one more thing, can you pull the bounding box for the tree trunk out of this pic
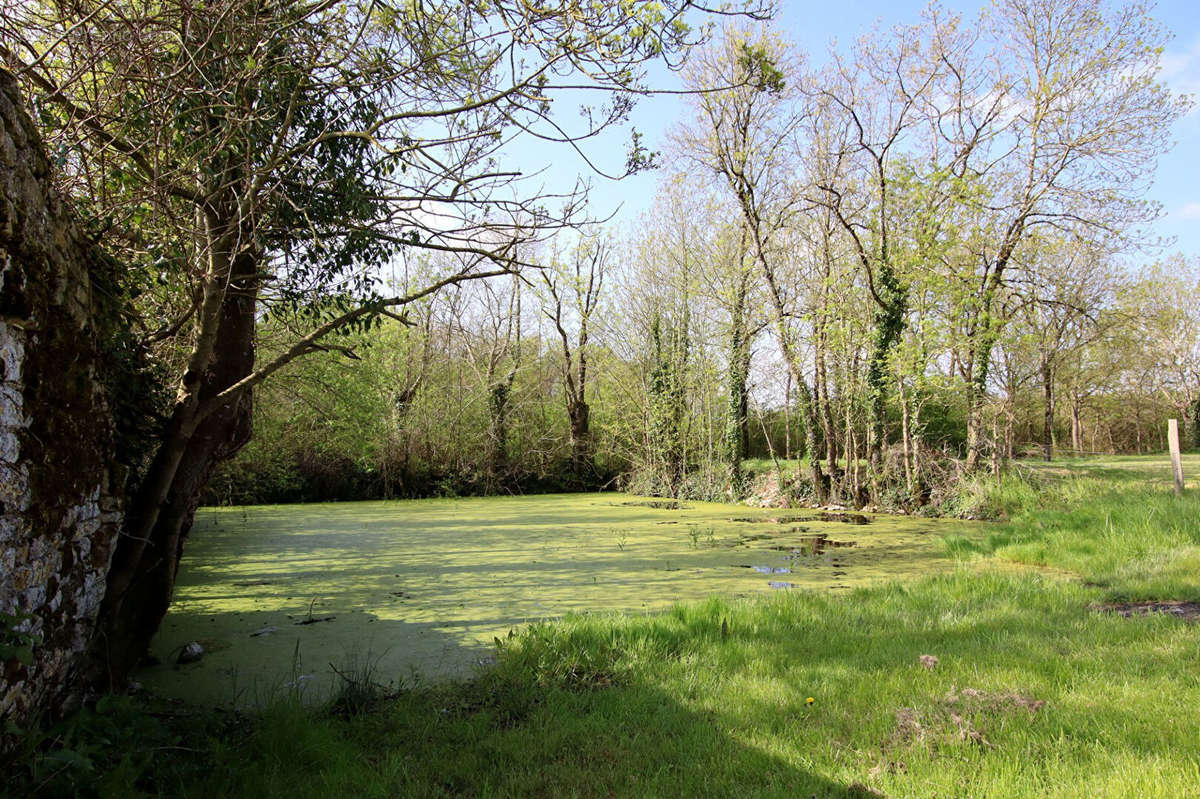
[965,376,984,470]
[91,246,257,690]
[865,268,906,468]
[965,320,1002,471]
[1071,394,1082,454]
[567,398,591,473]
[750,250,824,503]
[899,378,914,499]
[911,402,925,503]
[486,371,515,491]
[724,275,750,489]
[1191,395,1200,451]
[1041,357,1054,462]
[783,371,792,461]
[964,272,1008,470]
[991,408,1002,476]
[816,319,839,496]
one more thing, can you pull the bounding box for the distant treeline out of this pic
[204,248,1198,508]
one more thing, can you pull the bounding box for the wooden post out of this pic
[1168,419,1185,496]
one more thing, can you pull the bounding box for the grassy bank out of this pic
[6,457,1199,798]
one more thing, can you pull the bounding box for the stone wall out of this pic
[0,68,122,729]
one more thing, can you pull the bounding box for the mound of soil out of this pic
[1095,600,1200,620]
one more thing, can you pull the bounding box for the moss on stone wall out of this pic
[0,68,123,737]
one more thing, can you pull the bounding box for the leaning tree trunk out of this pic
[90,246,256,690]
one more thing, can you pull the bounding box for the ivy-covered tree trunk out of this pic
[1191,395,1200,451]
[965,288,1004,471]
[566,398,591,473]
[486,371,515,492]
[647,313,689,497]
[724,276,751,491]
[866,264,907,468]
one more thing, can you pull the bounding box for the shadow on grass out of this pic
[139,608,492,708]
[141,609,889,796]
[193,664,881,799]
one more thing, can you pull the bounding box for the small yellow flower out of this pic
[806,696,815,705]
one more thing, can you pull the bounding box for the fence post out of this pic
[1168,419,1185,496]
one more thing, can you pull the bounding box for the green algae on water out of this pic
[141,493,976,706]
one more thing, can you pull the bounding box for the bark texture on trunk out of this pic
[1041,359,1054,462]
[567,398,591,472]
[0,71,123,731]
[90,244,257,690]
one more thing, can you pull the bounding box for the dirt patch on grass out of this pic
[887,687,1045,751]
[943,687,1045,713]
[1094,600,1200,620]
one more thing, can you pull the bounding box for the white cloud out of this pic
[1177,202,1200,220]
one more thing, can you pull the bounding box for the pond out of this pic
[140,493,976,706]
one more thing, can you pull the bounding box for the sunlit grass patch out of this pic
[945,455,1200,601]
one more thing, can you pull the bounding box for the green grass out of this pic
[7,455,1200,798]
[946,454,1200,600]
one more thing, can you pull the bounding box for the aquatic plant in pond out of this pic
[140,493,973,706]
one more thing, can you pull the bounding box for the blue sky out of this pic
[518,0,1200,260]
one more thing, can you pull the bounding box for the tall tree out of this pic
[1131,255,1200,449]
[940,0,1187,467]
[2,0,758,686]
[805,11,968,467]
[539,235,609,476]
[675,26,831,501]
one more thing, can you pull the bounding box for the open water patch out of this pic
[769,534,857,556]
[734,565,792,574]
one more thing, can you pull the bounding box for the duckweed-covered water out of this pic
[141,493,978,706]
